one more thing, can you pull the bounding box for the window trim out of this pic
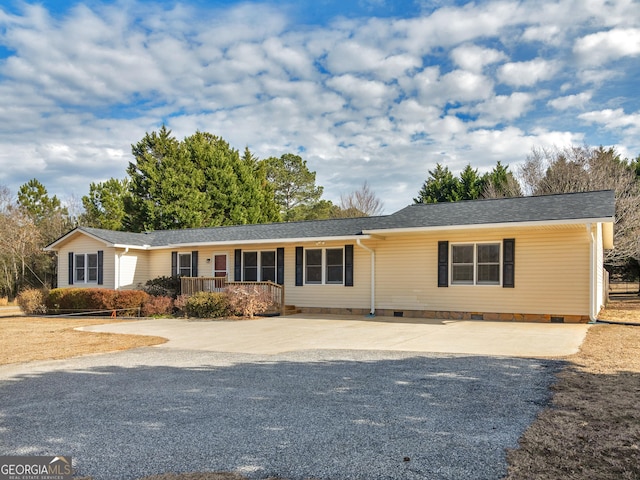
[242,249,277,282]
[74,253,99,284]
[304,247,345,285]
[178,252,193,277]
[450,242,502,286]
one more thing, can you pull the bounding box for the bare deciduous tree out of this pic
[338,181,384,217]
[519,145,640,267]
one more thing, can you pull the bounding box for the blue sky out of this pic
[1,0,639,214]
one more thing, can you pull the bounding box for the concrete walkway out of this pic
[79,313,590,357]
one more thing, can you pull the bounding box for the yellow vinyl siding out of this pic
[57,235,115,289]
[286,243,371,309]
[375,225,592,316]
[55,221,600,318]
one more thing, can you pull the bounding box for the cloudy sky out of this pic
[1,0,639,214]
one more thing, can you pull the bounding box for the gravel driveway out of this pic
[0,347,562,480]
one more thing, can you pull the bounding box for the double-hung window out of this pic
[178,253,192,277]
[243,250,276,282]
[74,253,98,283]
[305,248,344,285]
[451,243,500,285]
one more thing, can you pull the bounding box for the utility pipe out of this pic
[356,239,375,316]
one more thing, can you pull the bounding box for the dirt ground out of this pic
[1,300,639,480]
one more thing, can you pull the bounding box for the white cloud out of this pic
[411,68,494,106]
[521,25,562,44]
[579,108,640,134]
[548,92,592,110]
[326,74,396,109]
[470,92,536,125]
[450,44,507,72]
[574,28,640,65]
[0,0,637,214]
[497,59,559,87]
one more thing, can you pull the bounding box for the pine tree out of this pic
[414,164,460,204]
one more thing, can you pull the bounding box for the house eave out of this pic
[151,234,372,250]
[112,243,151,251]
[362,217,615,235]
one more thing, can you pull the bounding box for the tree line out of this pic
[415,145,640,274]
[1,126,638,297]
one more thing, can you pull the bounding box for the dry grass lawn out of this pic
[0,315,167,365]
[1,299,639,480]
[505,296,640,480]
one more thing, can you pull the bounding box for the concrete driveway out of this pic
[79,313,589,357]
[1,314,579,479]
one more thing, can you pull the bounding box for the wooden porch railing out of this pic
[180,277,285,315]
[181,276,228,295]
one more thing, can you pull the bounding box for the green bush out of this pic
[141,296,174,317]
[185,292,230,318]
[144,276,181,298]
[16,288,47,315]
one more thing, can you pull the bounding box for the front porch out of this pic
[180,277,286,315]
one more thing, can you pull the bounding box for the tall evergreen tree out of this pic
[481,161,523,198]
[17,178,67,225]
[125,127,280,231]
[262,153,324,221]
[81,178,130,230]
[414,164,460,204]
[457,165,484,200]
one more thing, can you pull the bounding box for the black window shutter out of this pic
[276,247,285,285]
[295,246,303,286]
[68,252,74,285]
[503,238,515,288]
[234,249,242,281]
[191,251,198,277]
[438,241,449,287]
[97,250,104,285]
[344,244,354,287]
[171,251,178,277]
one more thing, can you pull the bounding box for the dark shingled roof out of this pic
[54,190,614,249]
[369,189,615,231]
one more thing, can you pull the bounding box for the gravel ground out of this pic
[0,348,563,480]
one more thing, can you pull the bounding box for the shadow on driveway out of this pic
[0,350,564,480]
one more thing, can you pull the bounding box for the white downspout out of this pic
[356,239,375,317]
[118,247,129,290]
[587,224,597,323]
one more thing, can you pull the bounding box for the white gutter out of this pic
[161,235,372,250]
[356,239,375,316]
[363,217,614,236]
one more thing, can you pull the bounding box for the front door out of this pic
[213,254,227,278]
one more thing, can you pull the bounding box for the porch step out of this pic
[284,305,302,315]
